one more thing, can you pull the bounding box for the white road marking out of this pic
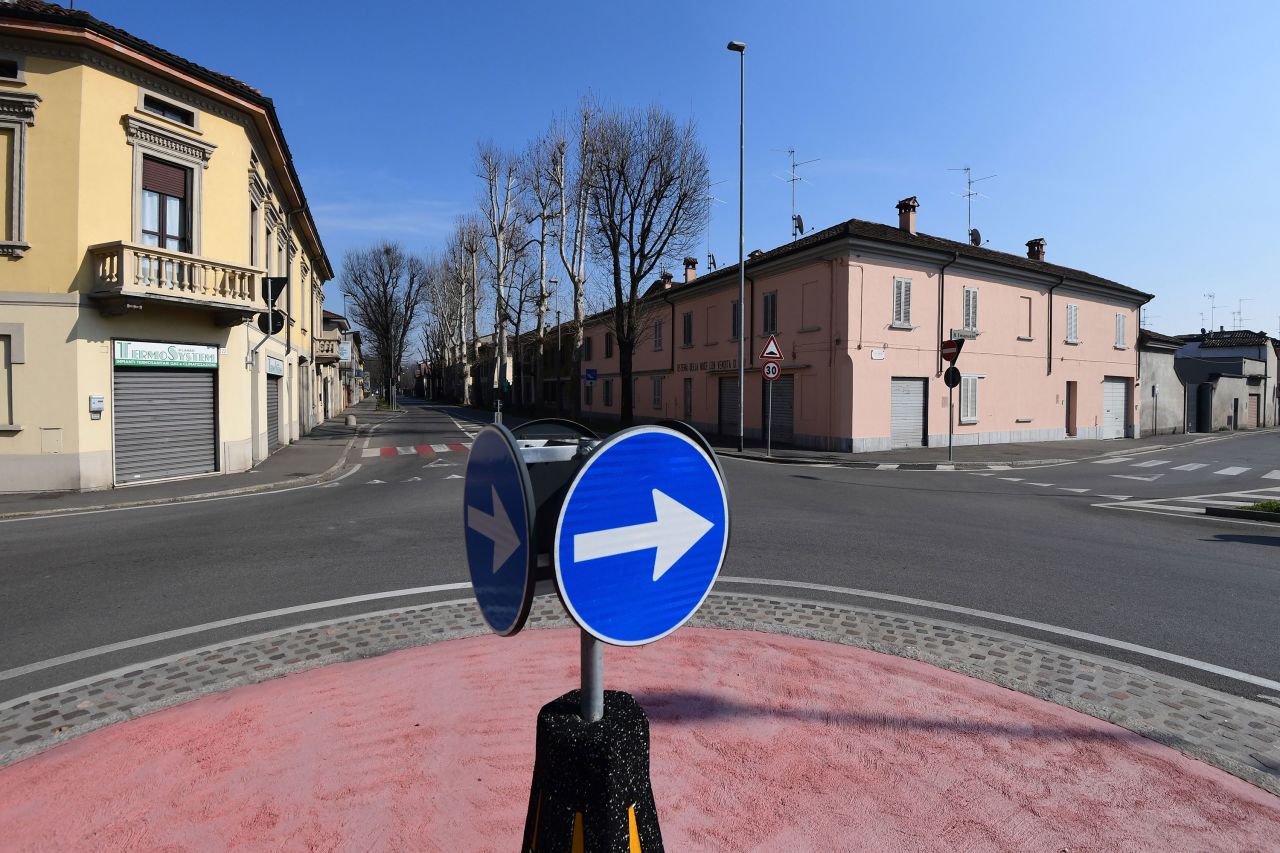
[1026,482,1054,487]
[1215,467,1250,476]
[1098,495,1132,500]
[715,577,1280,692]
[397,446,416,456]
[1172,463,1208,471]
[366,479,385,484]
[431,443,450,452]
[1058,487,1090,493]
[1091,457,1132,464]
[1263,470,1280,480]
[1131,459,1170,468]
[998,477,1023,482]
[0,583,474,684]
[1111,473,1162,482]
[403,477,422,483]
[934,465,955,471]
[1192,498,1256,507]
[1110,503,1204,513]
[876,464,899,470]
[970,472,996,477]
[986,465,1011,470]
[444,474,463,480]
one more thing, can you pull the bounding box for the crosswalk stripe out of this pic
[1214,466,1249,476]
[1091,457,1131,464]
[1263,470,1280,480]
[415,445,435,455]
[361,448,378,458]
[430,444,450,452]
[1131,459,1169,468]
[397,446,416,455]
[1171,463,1207,471]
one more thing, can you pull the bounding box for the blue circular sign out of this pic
[463,424,536,635]
[554,425,729,646]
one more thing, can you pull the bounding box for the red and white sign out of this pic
[941,338,964,363]
[762,361,781,381]
[759,335,783,361]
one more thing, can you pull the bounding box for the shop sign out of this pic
[267,356,285,377]
[338,342,352,361]
[114,340,218,369]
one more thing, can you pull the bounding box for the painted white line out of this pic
[1214,467,1250,476]
[1058,487,1090,493]
[986,465,1011,470]
[970,472,996,477]
[998,477,1023,482]
[1111,474,1161,482]
[1027,482,1054,487]
[1172,463,1208,471]
[1098,495,1132,500]
[876,464,899,470]
[934,464,955,471]
[715,576,1280,693]
[1131,459,1170,468]
[1113,503,1203,513]
[361,448,379,458]
[431,443,450,453]
[0,582,474,684]
[397,446,416,456]
[1091,457,1132,465]
[1191,498,1256,507]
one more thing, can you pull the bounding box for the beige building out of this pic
[0,1,333,492]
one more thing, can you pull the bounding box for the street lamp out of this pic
[727,39,746,452]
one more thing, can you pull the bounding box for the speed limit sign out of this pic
[762,361,781,381]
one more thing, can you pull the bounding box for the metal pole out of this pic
[736,46,746,453]
[580,630,603,723]
[948,383,954,462]
[766,379,772,458]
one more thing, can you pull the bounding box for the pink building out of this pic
[577,197,1153,451]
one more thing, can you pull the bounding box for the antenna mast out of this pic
[774,147,820,240]
[1204,292,1220,330]
[949,166,996,238]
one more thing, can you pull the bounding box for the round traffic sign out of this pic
[554,425,730,646]
[762,361,780,381]
[944,366,961,388]
[463,424,537,636]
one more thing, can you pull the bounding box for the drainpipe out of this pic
[937,252,960,375]
[1047,275,1065,374]
[747,275,755,368]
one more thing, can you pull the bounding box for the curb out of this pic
[1206,506,1280,524]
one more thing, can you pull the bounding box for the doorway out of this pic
[1064,381,1077,437]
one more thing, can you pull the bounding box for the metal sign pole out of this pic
[948,383,954,463]
[767,380,773,458]
[581,630,604,722]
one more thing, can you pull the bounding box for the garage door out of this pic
[1248,394,1260,428]
[1102,377,1127,439]
[267,375,281,452]
[113,368,216,483]
[890,378,927,448]
[718,376,739,438]
[762,374,794,445]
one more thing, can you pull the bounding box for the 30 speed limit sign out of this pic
[762,361,781,381]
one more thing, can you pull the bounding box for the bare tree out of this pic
[339,242,431,408]
[443,216,485,405]
[521,130,562,413]
[586,105,710,424]
[422,254,461,401]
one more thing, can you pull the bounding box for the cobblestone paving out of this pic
[2,592,1277,795]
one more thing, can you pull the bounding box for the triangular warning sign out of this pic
[759,334,783,360]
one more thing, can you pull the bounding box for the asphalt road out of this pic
[1,401,1277,709]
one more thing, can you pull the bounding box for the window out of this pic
[1065,304,1080,343]
[603,378,613,406]
[652,375,663,409]
[962,287,979,332]
[1019,296,1033,339]
[584,382,593,407]
[960,375,979,424]
[0,57,19,82]
[584,336,593,361]
[0,334,11,426]
[682,311,693,346]
[653,320,663,351]
[1114,313,1127,349]
[763,291,778,334]
[141,94,196,129]
[140,157,190,251]
[605,332,613,358]
[250,202,259,266]
[705,305,717,343]
[892,277,912,327]
[0,91,38,258]
[730,300,742,340]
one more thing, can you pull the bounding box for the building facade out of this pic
[565,197,1152,451]
[0,2,332,491]
[1172,329,1278,433]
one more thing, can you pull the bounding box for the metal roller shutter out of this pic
[762,375,795,445]
[1102,378,1127,439]
[267,376,281,451]
[890,378,927,448]
[113,368,216,483]
[718,376,739,438]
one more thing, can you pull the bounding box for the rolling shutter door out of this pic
[762,375,795,444]
[1102,378,1127,439]
[113,368,216,483]
[718,376,739,438]
[267,376,281,451]
[890,378,926,448]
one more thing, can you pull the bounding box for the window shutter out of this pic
[903,280,911,324]
[142,157,187,198]
[1067,305,1078,341]
[893,282,903,323]
[1115,314,1125,347]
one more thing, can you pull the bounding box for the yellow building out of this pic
[0,1,334,491]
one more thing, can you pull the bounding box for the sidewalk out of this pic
[0,399,383,520]
[1,593,1277,850]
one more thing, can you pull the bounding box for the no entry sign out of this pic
[941,339,964,363]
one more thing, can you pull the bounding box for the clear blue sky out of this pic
[91,0,1280,337]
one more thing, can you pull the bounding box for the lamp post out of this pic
[727,39,746,452]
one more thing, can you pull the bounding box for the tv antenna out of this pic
[949,166,996,239]
[1233,297,1252,330]
[773,147,820,240]
[704,178,728,273]
[1203,292,1221,330]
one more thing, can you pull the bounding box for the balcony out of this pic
[88,241,265,326]
[315,329,341,364]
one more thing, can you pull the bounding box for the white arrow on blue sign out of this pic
[554,425,729,646]
[463,424,536,635]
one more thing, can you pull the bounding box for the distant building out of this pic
[0,1,332,491]
[1173,329,1277,432]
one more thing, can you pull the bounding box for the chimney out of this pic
[896,196,919,235]
[683,256,698,283]
[1026,238,1046,261]
[660,271,674,290]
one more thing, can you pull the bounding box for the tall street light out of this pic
[727,39,746,452]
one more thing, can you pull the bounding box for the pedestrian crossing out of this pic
[1095,486,1280,519]
[360,442,472,460]
[1089,457,1280,482]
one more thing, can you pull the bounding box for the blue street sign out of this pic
[585,368,597,382]
[554,425,729,646]
[464,424,536,636]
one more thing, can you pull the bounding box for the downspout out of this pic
[747,275,756,368]
[1047,275,1065,374]
[937,252,960,375]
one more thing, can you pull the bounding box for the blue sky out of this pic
[92,0,1280,337]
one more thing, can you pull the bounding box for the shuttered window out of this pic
[652,375,663,409]
[583,383,593,406]
[653,320,663,352]
[603,378,612,406]
[1114,313,1126,348]
[584,336,593,361]
[763,291,778,334]
[960,375,979,424]
[604,332,613,358]
[0,335,11,425]
[1020,296,1033,338]
[730,300,741,340]
[893,277,912,326]
[141,157,189,251]
[963,288,979,332]
[682,311,693,346]
[1066,304,1080,343]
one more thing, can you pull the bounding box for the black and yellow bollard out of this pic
[523,690,663,852]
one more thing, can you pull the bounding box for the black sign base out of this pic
[523,690,664,852]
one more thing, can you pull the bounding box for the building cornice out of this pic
[122,113,216,167]
[0,90,39,124]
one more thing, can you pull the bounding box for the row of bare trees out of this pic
[340,99,711,425]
